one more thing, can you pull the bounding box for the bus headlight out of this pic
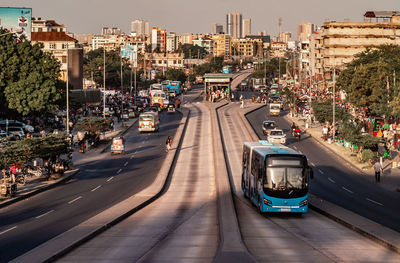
[299,199,308,207]
[264,198,272,206]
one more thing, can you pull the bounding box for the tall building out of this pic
[212,34,231,58]
[32,17,66,32]
[226,12,242,39]
[278,32,291,43]
[151,27,166,52]
[242,18,251,38]
[297,22,316,42]
[166,32,177,52]
[131,19,149,36]
[212,23,223,34]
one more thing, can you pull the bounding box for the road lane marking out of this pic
[124,161,128,167]
[107,176,114,182]
[35,210,55,219]
[130,156,134,159]
[366,198,383,206]
[298,151,303,154]
[91,185,101,192]
[342,187,353,194]
[0,226,17,236]
[328,177,335,183]
[318,169,324,174]
[68,196,82,204]
[293,146,297,150]
[117,169,122,174]
[310,162,315,166]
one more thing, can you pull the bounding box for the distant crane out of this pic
[278,17,282,39]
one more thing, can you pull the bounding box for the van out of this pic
[138,112,160,132]
[269,103,281,117]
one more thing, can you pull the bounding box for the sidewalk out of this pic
[285,113,400,193]
[0,117,137,207]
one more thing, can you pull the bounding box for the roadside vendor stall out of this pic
[203,73,233,102]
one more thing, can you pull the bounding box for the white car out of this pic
[267,129,286,145]
[7,126,25,139]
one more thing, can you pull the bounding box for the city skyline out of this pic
[0,0,398,37]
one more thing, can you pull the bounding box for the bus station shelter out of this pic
[203,73,233,101]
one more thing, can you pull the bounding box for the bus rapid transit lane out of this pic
[217,102,400,262]
[59,102,219,262]
[246,105,400,233]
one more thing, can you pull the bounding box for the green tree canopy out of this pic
[0,28,63,116]
[165,69,187,83]
[178,44,208,59]
[312,101,351,124]
[336,44,400,117]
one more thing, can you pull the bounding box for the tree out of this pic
[83,48,131,89]
[74,117,113,134]
[337,45,400,118]
[311,101,351,124]
[178,44,207,59]
[0,28,63,117]
[165,69,187,83]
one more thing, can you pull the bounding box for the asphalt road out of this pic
[0,111,182,262]
[246,105,400,233]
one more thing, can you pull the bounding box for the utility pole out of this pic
[120,47,124,126]
[66,48,69,134]
[333,67,336,140]
[134,66,137,100]
[103,48,106,118]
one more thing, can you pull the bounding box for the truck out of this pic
[269,103,281,117]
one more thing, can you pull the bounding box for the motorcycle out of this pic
[1,172,17,198]
[296,131,301,141]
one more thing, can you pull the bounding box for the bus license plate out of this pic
[280,208,291,212]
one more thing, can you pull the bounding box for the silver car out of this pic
[7,126,25,139]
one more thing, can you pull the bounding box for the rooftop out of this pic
[31,32,77,42]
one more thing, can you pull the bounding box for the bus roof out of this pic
[244,141,301,156]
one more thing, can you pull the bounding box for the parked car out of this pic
[267,129,286,144]
[7,126,25,139]
[0,120,34,133]
[262,120,277,135]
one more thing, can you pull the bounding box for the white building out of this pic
[166,32,178,52]
[242,18,251,38]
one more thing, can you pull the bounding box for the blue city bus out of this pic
[162,80,182,95]
[242,141,313,213]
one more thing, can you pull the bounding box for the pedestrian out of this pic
[373,160,383,182]
[166,136,173,152]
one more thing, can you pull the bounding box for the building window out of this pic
[62,56,67,63]
[173,60,177,64]
[159,60,162,64]
[164,60,167,64]
[49,43,55,49]
[62,43,68,49]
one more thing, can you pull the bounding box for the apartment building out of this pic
[146,52,184,69]
[270,41,287,57]
[278,32,292,43]
[166,32,178,52]
[32,17,66,32]
[232,38,257,58]
[212,34,231,58]
[101,27,121,35]
[212,24,224,34]
[151,27,166,52]
[193,37,213,54]
[297,22,316,42]
[179,33,193,45]
[317,11,400,73]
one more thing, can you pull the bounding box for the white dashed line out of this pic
[107,176,114,182]
[318,169,324,174]
[0,226,17,236]
[328,177,335,183]
[366,198,383,206]
[298,151,303,154]
[342,187,354,194]
[293,146,297,150]
[68,196,82,204]
[130,155,134,159]
[124,161,128,167]
[91,185,101,192]
[117,169,122,174]
[35,210,55,219]
[310,162,315,166]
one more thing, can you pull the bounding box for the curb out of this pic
[12,107,191,263]
[0,169,80,209]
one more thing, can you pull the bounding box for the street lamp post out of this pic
[332,68,336,140]
[103,48,106,118]
[120,47,124,126]
[66,48,69,134]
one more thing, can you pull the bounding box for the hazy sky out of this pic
[1,0,399,37]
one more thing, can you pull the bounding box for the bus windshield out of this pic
[263,158,308,198]
[139,115,153,121]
